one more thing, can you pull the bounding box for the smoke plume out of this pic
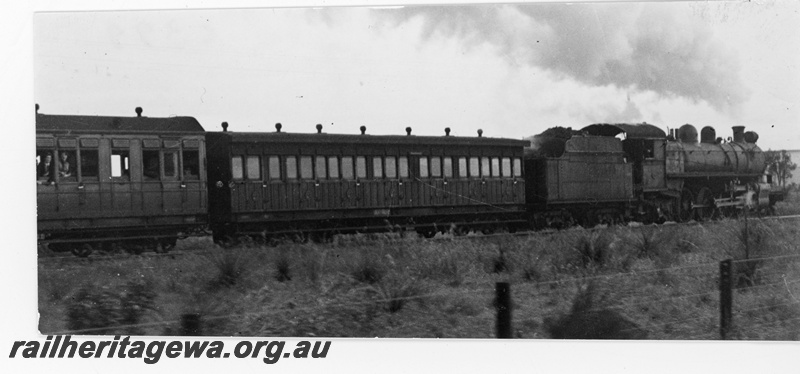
[374,3,747,112]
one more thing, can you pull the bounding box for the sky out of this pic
[30,1,800,150]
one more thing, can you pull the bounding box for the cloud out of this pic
[374,3,748,114]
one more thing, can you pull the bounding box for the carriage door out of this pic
[161,140,182,213]
[181,138,206,214]
[77,138,101,213]
[109,139,133,213]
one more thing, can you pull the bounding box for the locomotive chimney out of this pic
[732,126,745,143]
[360,126,366,135]
[275,123,282,133]
[135,107,143,117]
[406,127,412,136]
[700,126,716,144]
[221,122,228,132]
[316,124,323,134]
[35,103,39,113]
[477,129,483,138]
[445,127,451,136]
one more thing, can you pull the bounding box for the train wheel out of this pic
[695,187,715,221]
[452,224,470,236]
[290,232,309,244]
[417,228,436,238]
[309,231,333,243]
[155,237,177,253]
[679,189,694,222]
[125,242,146,255]
[71,243,93,258]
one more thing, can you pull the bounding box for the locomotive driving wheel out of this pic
[694,187,716,221]
[679,188,694,222]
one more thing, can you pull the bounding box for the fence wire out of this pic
[43,245,800,339]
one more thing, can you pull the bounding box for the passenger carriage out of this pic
[205,123,528,242]
[36,107,208,256]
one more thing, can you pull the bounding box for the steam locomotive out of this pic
[35,106,781,256]
[525,123,779,228]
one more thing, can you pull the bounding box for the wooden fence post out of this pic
[181,313,202,336]
[495,282,512,339]
[719,259,733,339]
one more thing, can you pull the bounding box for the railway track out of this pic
[38,213,800,266]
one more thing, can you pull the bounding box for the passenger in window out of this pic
[183,167,198,179]
[58,152,73,179]
[37,153,54,183]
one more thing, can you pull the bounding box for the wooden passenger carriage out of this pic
[36,108,208,256]
[206,124,528,242]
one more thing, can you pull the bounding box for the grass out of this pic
[774,186,800,216]
[38,209,800,339]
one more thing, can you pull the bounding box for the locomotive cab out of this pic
[581,123,668,195]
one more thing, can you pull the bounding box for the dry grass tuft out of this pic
[544,283,648,340]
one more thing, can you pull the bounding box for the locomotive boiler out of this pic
[667,125,765,175]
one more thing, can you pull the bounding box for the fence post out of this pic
[495,282,512,339]
[719,259,733,339]
[181,313,202,336]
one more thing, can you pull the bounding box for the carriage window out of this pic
[246,155,261,180]
[111,150,130,179]
[469,157,480,177]
[285,156,298,180]
[491,158,501,177]
[143,150,160,180]
[341,157,354,180]
[385,156,397,179]
[481,157,490,177]
[356,156,367,179]
[398,156,409,178]
[459,157,468,179]
[419,157,429,178]
[513,158,522,177]
[300,156,313,179]
[372,157,383,179]
[183,150,199,179]
[231,156,244,180]
[36,149,55,182]
[315,156,327,179]
[443,157,453,178]
[328,157,339,179]
[430,157,441,178]
[79,150,99,179]
[502,158,511,177]
[56,150,77,182]
[164,152,178,178]
[268,156,281,180]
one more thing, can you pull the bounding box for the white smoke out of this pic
[374,3,747,113]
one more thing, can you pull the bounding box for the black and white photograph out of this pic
[5,0,800,372]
